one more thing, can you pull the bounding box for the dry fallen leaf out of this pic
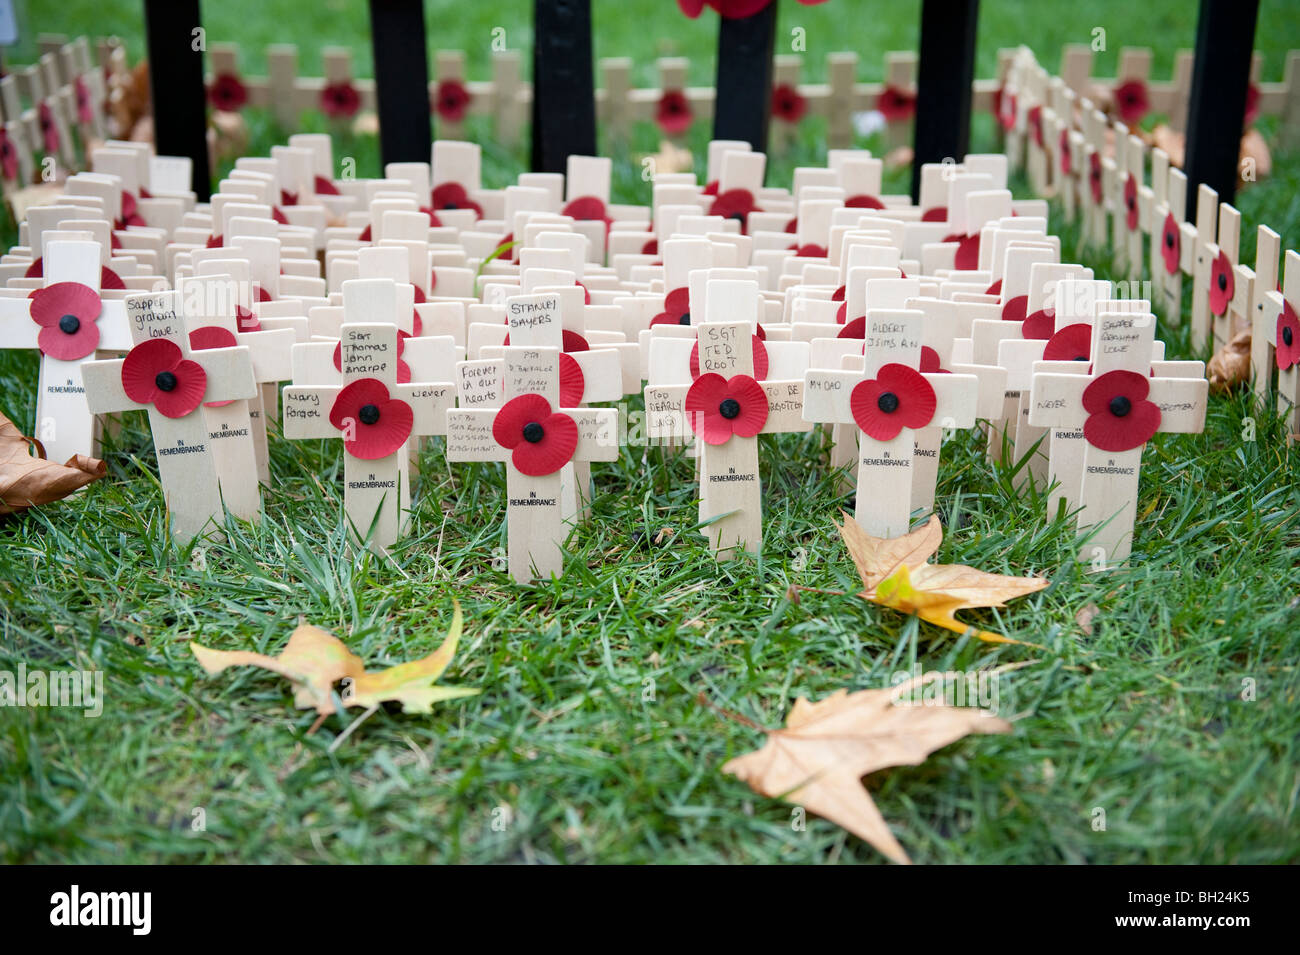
[722,673,1011,863]
[0,412,106,515]
[838,513,1049,645]
[1208,330,1252,393]
[191,603,478,715]
[1075,603,1100,636]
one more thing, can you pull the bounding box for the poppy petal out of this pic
[1043,323,1093,362]
[121,338,183,406]
[559,352,586,406]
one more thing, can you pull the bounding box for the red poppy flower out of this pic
[118,190,146,229]
[332,339,413,384]
[642,238,659,256]
[1160,212,1181,276]
[850,363,936,441]
[38,102,60,155]
[271,206,289,226]
[431,182,483,219]
[315,175,340,195]
[986,279,1003,296]
[207,233,224,249]
[772,83,807,124]
[236,286,271,332]
[684,373,768,445]
[845,194,885,210]
[0,129,17,181]
[189,326,241,407]
[492,393,577,476]
[831,285,846,303]
[24,260,125,290]
[656,89,693,135]
[678,0,828,17]
[1082,369,1160,452]
[1112,79,1149,125]
[875,84,916,122]
[1088,152,1103,204]
[1244,83,1260,127]
[1123,174,1139,232]
[30,282,103,360]
[562,196,613,232]
[941,232,981,270]
[689,335,769,380]
[709,188,760,234]
[1027,105,1044,148]
[1276,302,1300,370]
[789,243,827,258]
[327,378,413,460]
[208,73,248,112]
[651,287,692,328]
[997,89,1016,132]
[921,206,948,222]
[121,338,208,418]
[1043,323,1092,362]
[702,180,720,197]
[1209,250,1234,317]
[1059,128,1072,175]
[74,77,95,124]
[918,346,948,374]
[321,81,361,119]
[1021,307,1057,341]
[434,79,471,122]
[1001,295,1029,324]
[838,315,864,337]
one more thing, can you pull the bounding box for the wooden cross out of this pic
[1246,225,1281,401]
[1147,149,1191,321]
[0,238,133,463]
[446,343,619,583]
[1188,185,1245,351]
[1028,307,1208,565]
[1264,250,1300,443]
[804,307,979,538]
[179,272,298,494]
[281,281,458,552]
[80,290,260,541]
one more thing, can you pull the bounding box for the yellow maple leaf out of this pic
[838,513,1049,645]
[722,674,1012,863]
[191,603,478,715]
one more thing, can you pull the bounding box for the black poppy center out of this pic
[522,421,545,443]
[1166,232,1175,248]
[1109,395,1132,417]
[358,403,381,425]
[718,398,741,420]
[444,201,458,210]
[154,371,178,392]
[1126,196,1135,210]
[877,391,900,414]
[728,212,746,223]
[1284,326,1294,347]
[678,311,691,325]
[1073,355,1088,362]
[58,314,81,335]
[1217,272,1228,291]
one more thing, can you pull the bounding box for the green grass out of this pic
[2,1,1299,864]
